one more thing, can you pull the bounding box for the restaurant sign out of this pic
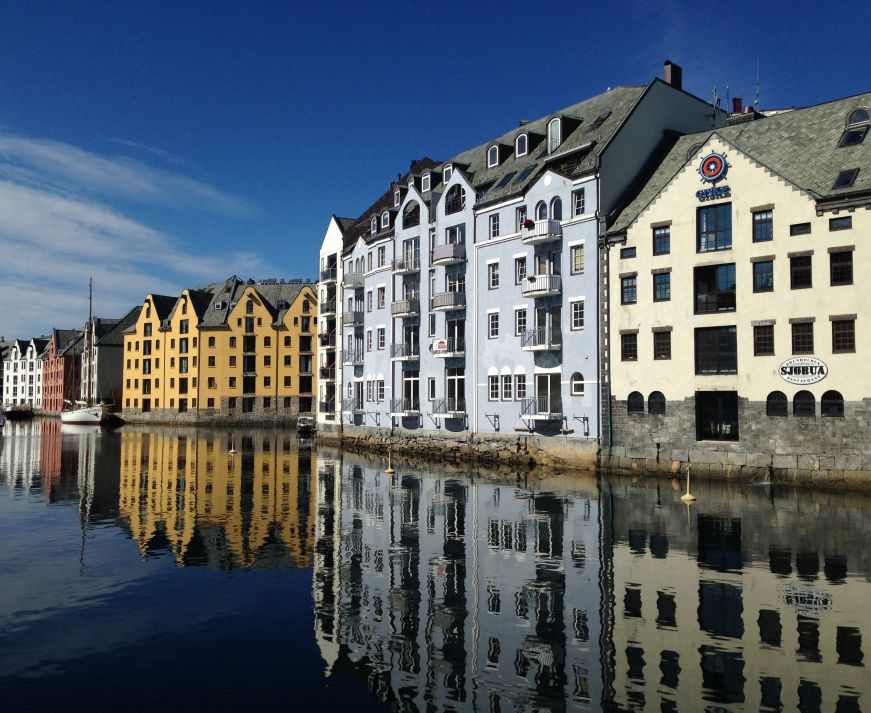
[779,356,828,385]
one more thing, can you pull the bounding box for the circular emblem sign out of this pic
[779,356,828,385]
[699,152,728,183]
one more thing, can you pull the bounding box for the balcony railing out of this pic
[320,267,337,282]
[521,219,562,245]
[430,291,466,311]
[319,366,336,380]
[390,343,420,360]
[318,399,335,414]
[341,397,363,413]
[521,327,562,351]
[432,398,466,417]
[391,298,420,317]
[320,300,336,316]
[319,331,336,348]
[392,255,421,274]
[390,398,420,415]
[695,290,736,314]
[521,274,562,298]
[521,396,563,420]
[342,311,364,327]
[343,272,364,289]
[341,350,363,366]
[431,337,465,357]
[430,243,466,265]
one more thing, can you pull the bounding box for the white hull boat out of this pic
[61,403,106,425]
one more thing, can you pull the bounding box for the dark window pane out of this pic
[790,255,813,289]
[627,391,644,411]
[695,327,737,374]
[758,609,782,647]
[769,547,792,575]
[755,325,775,356]
[798,680,822,713]
[753,260,774,292]
[698,582,744,638]
[766,391,788,416]
[836,626,864,666]
[699,645,745,704]
[830,216,852,231]
[657,591,676,627]
[698,515,743,571]
[790,222,811,235]
[696,390,739,440]
[792,322,814,354]
[797,616,822,662]
[833,168,859,188]
[821,390,844,417]
[697,203,732,251]
[830,251,853,285]
[832,320,855,352]
[649,391,667,415]
[624,586,642,618]
[695,264,736,313]
[653,226,671,255]
[626,645,645,680]
[760,677,782,710]
[753,210,773,241]
[659,650,680,688]
[622,334,638,361]
[794,390,816,417]
[825,555,847,582]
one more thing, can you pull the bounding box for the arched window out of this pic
[840,107,870,147]
[515,133,528,157]
[421,172,431,192]
[548,117,561,153]
[550,197,562,221]
[535,201,547,220]
[487,145,499,168]
[402,201,420,229]
[793,390,816,417]
[393,188,400,207]
[766,391,788,417]
[445,184,466,214]
[246,299,254,314]
[627,391,644,413]
[381,211,390,228]
[848,108,870,125]
[370,216,378,234]
[442,164,452,183]
[648,391,666,415]
[571,372,584,396]
[821,390,844,417]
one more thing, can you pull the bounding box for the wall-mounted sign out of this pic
[697,185,731,202]
[698,152,728,183]
[779,356,828,385]
[431,339,448,352]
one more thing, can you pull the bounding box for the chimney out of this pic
[732,97,742,114]
[663,60,682,91]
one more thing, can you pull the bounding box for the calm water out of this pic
[0,420,868,712]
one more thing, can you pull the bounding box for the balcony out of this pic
[342,311,364,327]
[521,327,562,351]
[320,300,336,316]
[521,219,562,245]
[521,274,562,298]
[343,272,364,289]
[389,398,420,416]
[431,337,465,358]
[318,399,335,414]
[320,266,337,283]
[432,398,466,418]
[319,331,336,349]
[341,350,363,366]
[430,243,466,266]
[391,298,420,317]
[390,343,420,361]
[341,397,364,414]
[392,256,421,274]
[319,366,336,381]
[430,291,466,312]
[521,396,563,420]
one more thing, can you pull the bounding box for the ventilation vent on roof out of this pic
[229,300,237,310]
[215,301,226,310]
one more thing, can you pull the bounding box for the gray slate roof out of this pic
[609,90,871,234]
[196,276,316,329]
[95,306,142,346]
[60,331,85,357]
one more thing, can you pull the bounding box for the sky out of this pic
[1,0,870,338]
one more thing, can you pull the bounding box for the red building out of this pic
[42,329,83,414]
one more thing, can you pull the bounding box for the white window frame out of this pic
[488,312,499,339]
[573,188,586,216]
[378,246,385,267]
[570,243,585,275]
[489,213,500,239]
[393,188,400,207]
[571,373,585,396]
[421,173,431,192]
[514,308,526,336]
[381,211,390,229]
[377,380,385,401]
[487,145,499,168]
[443,164,452,182]
[488,375,499,400]
[501,374,512,401]
[548,117,561,153]
[515,133,528,157]
[516,205,527,232]
[515,374,526,400]
[377,328,385,350]
[428,314,436,337]
[515,257,527,283]
[428,377,436,400]
[371,216,377,234]
[571,300,585,330]
[488,262,500,290]
[377,286,385,308]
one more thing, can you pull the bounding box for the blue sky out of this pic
[1,0,869,337]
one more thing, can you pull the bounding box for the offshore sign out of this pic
[779,356,828,385]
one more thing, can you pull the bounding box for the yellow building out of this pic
[122,276,317,422]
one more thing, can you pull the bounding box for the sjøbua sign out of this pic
[779,357,828,385]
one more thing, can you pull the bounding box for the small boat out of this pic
[297,416,315,436]
[61,400,107,425]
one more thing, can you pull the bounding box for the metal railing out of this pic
[392,255,421,273]
[391,298,420,316]
[521,219,562,244]
[390,398,420,414]
[319,332,336,348]
[430,291,466,311]
[320,300,336,315]
[521,396,563,418]
[342,311,364,327]
[341,350,363,365]
[343,272,364,288]
[390,343,420,359]
[320,267,337,282]
[318,400,335,414]
[432,397,466,415]
[430,243,466,264]
[319,366,335,380]
[521,327,562,350]
[521,274,562,297]
[432,337,465,355]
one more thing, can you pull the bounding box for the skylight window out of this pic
[514,164,537,184]
[515,133,528,157]
[487,145,499,168]
[585,112,611,133]
[833,168,859,189]
[495,172,516,189]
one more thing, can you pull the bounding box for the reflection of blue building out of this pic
[313,449,605,710]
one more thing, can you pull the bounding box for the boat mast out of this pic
[87,278,92,407]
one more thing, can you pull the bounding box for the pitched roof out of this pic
[60,331,85,357]
[150,294,178,321]
[52,328,81,352]
[198,276,316,328]
[608,90,871,234]
[95,306,142,346]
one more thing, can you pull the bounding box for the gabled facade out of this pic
[2,338,49,408]
[42,329,83,414]
[80,307,142,408]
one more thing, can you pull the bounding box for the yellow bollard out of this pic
[680,463,696,503]
[385,445,395,475]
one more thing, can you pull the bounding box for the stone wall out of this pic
[122,394,310,426]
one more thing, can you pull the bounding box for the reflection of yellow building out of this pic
[118,429,316,568]
[122,276,317,422]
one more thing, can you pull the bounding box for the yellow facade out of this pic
[123,293,169,412]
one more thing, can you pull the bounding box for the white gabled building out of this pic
[2,337,48,408]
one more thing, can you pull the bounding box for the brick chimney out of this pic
[732,97,743,113]
[663,60,682,91]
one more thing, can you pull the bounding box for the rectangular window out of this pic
[366,291,372,312]
[428,377,436,400]
[515,374,526,400]
[489,214,500,239]
[653,331,671,360]
[428,314,436,337]
[695,326,737,374]
[790,255,812,289]
[621,333,637,361]
[515,205,527,231]
[753,260,774,292]
[653,273,671,302]
[697,203,732,252]
[621,276,637,305]
[790,222,811,236]
[753,324,775,356]
[570,244,584,274]
[514,308,526,336]
[752,209,773,242]
[694,264,736,313]
[377,286,385,308]
[830,216,852,231]
[488,375,499,400]
[488,313,499,339]
[620,247,636,259]
[830,251,853,286]
[501,375,512,400]
[488,262,500,289]
[367,330,372,351]
[653,226,670,255]
[791,322,814,354]
[377,380,385,401]
[378,246,385,267]
[367,252,372,272]
[832,319,855,353]
[367,380,373,402]
[696,391,739,441]
[377,328,385,350]
[572,188,585,216]
[514,257,527,283]
[571,300,584,330]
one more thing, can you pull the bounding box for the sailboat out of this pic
[62,279,108,426]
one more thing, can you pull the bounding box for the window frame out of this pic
[652,272,671,302]
[753,260,774,293]
[791,321,814,355]
[488,312,499,339]
[832,319,856,353]
[653,330,671,360]
[620,275,637,305]
[488,262,500,289]
[621,333,638,361]
[753,324,775,356]
[571,300,584,331]
[515,133,528,157]
[696,203,732,252]
[572,188,585,217]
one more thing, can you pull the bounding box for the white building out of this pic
[2,337,48,408]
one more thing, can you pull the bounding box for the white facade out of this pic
[2,339,46,408]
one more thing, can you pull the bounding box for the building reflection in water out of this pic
[118,429,316,569]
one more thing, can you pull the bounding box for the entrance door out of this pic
[446,368,465,411]
[535,374,561,414]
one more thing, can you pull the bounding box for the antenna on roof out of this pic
[712,86,720,109]
[754,57,761,109]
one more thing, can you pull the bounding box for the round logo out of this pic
[698,152,728,183]
[779,357,828,385]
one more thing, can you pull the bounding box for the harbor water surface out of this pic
[0,420,867,712]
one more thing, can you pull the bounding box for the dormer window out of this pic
[421,172,431,192]
[839,107,870,147]
[381,211,390,229]
[487,145,499,168]
[443,164,452,183]
[515,133,528,157]
[548,118,561,153]
[371,216,378,234]
[393,188,401,207]
[407,175,414,188]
